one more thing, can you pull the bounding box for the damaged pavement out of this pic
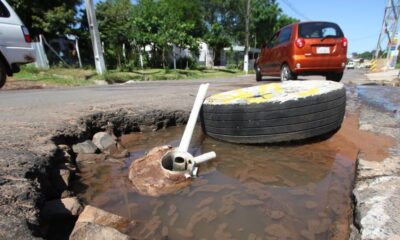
[0,71,399,239]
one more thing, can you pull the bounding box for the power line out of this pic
[280,0,311,21]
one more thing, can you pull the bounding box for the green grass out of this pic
[11,65,248,86]
[104,68,245,83]
[11,65,102,86]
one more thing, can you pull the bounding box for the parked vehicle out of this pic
[0,0,35,88]
[346,61,355,69]
[255,21,347,82]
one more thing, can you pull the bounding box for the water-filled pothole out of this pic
[72,114,393,239]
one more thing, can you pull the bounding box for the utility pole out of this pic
[243,0,251,74]
[85,0,106,75]
[375,0,400,69]
[75,38,83,68]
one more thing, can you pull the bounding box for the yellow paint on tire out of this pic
[205,80,344,105]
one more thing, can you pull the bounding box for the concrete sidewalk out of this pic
[365,69,400,86]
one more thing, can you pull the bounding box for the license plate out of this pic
[316,47,330,54]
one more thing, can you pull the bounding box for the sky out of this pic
[277,0,386,54]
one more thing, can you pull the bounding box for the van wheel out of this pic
[326,72,343,82]
[256,67,262,82]
[0,61,6,89]
[280,64,296,81]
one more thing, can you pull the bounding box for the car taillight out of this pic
[295,38,305,48]
[21,26,31,43]
[341,37,348,48]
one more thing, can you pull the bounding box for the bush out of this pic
[226,64,239,70]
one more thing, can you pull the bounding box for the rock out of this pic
[70,222,131,240]
[58,144,70,151]
[58,144,73,162]
[353,176,400,239]
[92,132,116,151]
[356,157,400,180]
[42,197,83,219]
[72,140,98,154]
[75,153,107,169]
[359,124,374,132]
[61,190,74,198]
[76,205,133,232]
[63,162,77,172]
[111,149,129,159]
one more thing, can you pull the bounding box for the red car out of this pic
[255,21,348,82]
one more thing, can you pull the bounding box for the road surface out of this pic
[0,69,373,239]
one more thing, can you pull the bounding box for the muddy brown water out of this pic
[74,114,395,239]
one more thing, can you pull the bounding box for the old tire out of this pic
[0,61,6,89]
[201,80,346,144]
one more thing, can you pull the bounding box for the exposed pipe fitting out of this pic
[161,83,217,177]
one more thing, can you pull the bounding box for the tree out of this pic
[200,0,297,65]
[158,0,204,68]
[7,0,81,37]
[358,51,373,60]
[34,4,76,36]
[251,0,298,47]
[131,0,205,69]
[201,0,245,43]
[96,0,134,68]
[204,23,231,65]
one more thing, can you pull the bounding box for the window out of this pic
[0,2,10,18]
[278,27,292,44]
[299,22,344,39]
[268,32,280,48]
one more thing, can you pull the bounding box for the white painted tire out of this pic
[201,80,346,144]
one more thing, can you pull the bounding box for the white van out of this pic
[0,0,35,88]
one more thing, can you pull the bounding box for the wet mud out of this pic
[73,113,395,239]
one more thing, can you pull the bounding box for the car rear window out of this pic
[0,1,10,18]
[299,22,344,39]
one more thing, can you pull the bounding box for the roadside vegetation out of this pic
[9,65,249,86]
[9,66,98,86]
[7,0,296,70]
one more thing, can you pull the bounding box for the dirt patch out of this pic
[2,79,48,90]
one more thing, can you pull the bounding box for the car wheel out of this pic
[326,72,343,82]
[256,66,262,82]
[201,80,346,144]
[0,61,7,89]
[280,64,295,81]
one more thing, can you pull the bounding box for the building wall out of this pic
[198,42,214,67]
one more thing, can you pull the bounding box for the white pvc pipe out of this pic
[178,83,210,152]
[193,151,216,165]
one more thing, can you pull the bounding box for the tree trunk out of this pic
[162,47,165,69]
